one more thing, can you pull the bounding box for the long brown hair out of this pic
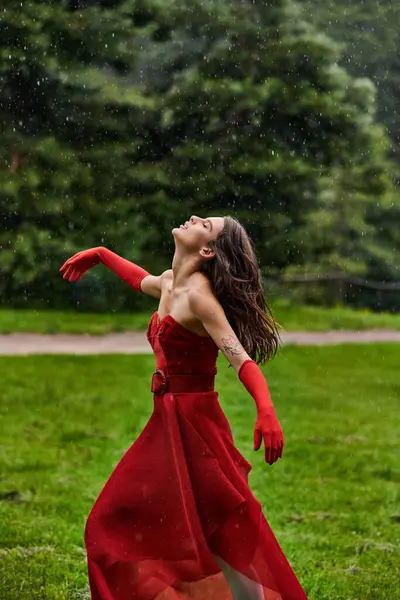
[199,216,282,365]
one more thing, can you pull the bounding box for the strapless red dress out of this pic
[85,312,309,600]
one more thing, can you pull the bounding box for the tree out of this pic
[0,0,155,308]
[297,0,400,162]
[0,0,398,311]
[145,0,394,274]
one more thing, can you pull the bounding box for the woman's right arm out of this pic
[96,249,172,298]
[140,272,168,299]
[60,247,169,299]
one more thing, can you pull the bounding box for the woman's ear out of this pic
[199,246,215,260]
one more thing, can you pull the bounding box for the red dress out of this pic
[85,312,309,600]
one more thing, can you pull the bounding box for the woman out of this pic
[60,215,308,600]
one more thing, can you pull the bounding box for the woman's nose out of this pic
[190,216,196,224]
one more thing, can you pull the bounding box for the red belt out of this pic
[151,368,215,395]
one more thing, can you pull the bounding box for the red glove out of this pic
[59,247,150,292]
[238,359,284,465]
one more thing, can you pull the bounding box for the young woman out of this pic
[60,215,309,600]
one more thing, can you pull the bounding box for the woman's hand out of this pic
[254,409,284,465]
[60,247,152,294]
[59,247,103,282]
[236,359,284,466]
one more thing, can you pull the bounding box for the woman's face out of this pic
[173,215,225,253]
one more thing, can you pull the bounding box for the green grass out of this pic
[0,299,399,334]
[0,346,399,599]
[0,307,151,335]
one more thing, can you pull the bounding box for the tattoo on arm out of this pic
[221,335,245,356]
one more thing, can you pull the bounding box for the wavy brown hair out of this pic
[199,216,282,366]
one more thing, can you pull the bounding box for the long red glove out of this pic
[238,359,284,465]
[59,247,150,292]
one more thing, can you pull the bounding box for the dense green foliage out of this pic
[0,1,157,310]
[1,0,399,311]
[297,0,400,160]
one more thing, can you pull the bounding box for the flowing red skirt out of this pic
[85,390,308,600]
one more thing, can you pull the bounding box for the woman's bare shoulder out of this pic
[188,273,218,313]
[190,271,212,290]
[161,269,174,282]
[140,268,173,298]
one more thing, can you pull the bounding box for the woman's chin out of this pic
[171,227,183,236]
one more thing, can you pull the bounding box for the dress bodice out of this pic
[146,312,219,376]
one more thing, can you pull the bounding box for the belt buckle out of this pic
[151,368,168,394]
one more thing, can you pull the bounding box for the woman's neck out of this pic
[171,249,201,289]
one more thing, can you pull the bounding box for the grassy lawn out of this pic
[0,345,399,599]
[0,299,400,334]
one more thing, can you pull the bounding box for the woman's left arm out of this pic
[188,287,284,465]
[188,286,251,372]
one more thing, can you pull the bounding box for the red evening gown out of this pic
[85,312,309,600]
